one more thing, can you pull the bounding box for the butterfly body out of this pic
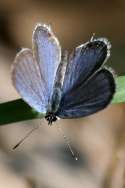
[12,23,115,125]
[45,112,57,125]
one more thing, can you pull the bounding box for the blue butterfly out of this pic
[12,23,115,125]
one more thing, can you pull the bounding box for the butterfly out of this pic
[11,23,115,125]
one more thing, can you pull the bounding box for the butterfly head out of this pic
[45,112,57,125]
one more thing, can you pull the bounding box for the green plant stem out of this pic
[0,99,43,125]
[112,76,125,104]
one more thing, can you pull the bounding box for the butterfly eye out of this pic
[95,43,100,48]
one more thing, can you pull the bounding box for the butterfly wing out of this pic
[56,39,115,118]
[62,38,111,94]
[33,23,61,100]
[57,69,115,118]
[12,49,48,113]
[12,24,61,113]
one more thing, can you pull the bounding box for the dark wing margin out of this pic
[62,38,111,94]
[56,68,115,118]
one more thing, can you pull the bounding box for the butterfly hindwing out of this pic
[56,68,115,118]
[12,49,48,113]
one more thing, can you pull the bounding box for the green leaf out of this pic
[0,99,44,125]
[112,76,125,104]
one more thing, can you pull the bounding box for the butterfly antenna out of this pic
[12,126,39,150]
[57,124,78,161]
[90,33,95,42]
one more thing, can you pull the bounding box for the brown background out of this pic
[0,1,125,188]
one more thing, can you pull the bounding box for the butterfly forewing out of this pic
[56,69,115,118]
[62,38,111,94]
[32,23,61,101]
[12,24,61,114]
[12,49,48,113]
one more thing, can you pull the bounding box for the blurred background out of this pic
[0,0,125,188]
